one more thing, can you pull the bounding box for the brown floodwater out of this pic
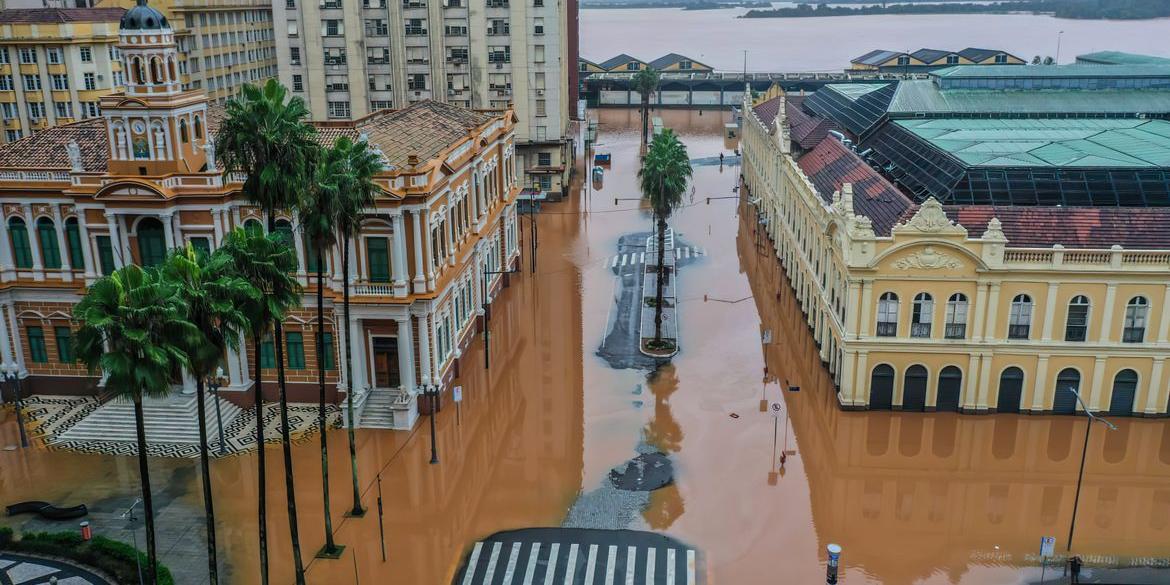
[3,108,1170,585]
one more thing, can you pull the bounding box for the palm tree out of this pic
[638,129,692,346]
[217,228,301,585]
[74,265,200,585]
[329,136,383,518]
[632,67,661,152]
[299,142,346,557]
[217,78,318,585]
[161,244,257,585]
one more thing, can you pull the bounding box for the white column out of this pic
[444,211,455,266]
[1143,357,1164,415]
[1031,355,1050,412]
[348,235,360,283]
[411,209,426,293]
[349,315,367,393]
[76,211,95,282]
[225,344,244,387]
[391,211,408,297]
[181,369,197,396]
[117,215,132,265]
[423,211,435,290]
[22,204,44,281]
[5,302,26,374]
[1088,356,1106,412]
[212,208,224,246]
[416,313,432,386]
[105,213,124,269]
[1158,283,1170,343]
[1099,282,1118,343]
[51,206,72,281]
[1040,282,1059,341]
[331,243,344,288]
[335,309,348,392]
[0,215,14,281]
[170,212,182,247]
[395,315,415,394]
[0,302,13,368]
[161,212,175,249]
[292,212,307,283]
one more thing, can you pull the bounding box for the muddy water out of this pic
[3,108,1170,585]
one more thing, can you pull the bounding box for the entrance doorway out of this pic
[372,336,400,388]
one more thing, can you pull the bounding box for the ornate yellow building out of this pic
[0,1,522,430]
[742,90,1170,417]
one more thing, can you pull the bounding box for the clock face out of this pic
[132,120,147,134]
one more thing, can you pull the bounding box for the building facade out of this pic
[272,0,573,198]
[0,7,126,144]
[0,2,522,430]
[742,88,1170,417]
[848,47,1025,73]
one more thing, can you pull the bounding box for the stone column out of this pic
[51,206,72,281]
[965,353,981,410]
[212,208,225,246]
[349,315,367,393]
[161,212,175,249]
[105,213,124,269]
[1088,356,1106,412]
[416,312,432,386]
[391,211,408,297]
[395,315,415,394]
[978,353,993,411]
[118,215,133,264]
[853,350,868,406]
[170,213,183,247]
[444,211,455,266]
[422,211,435,290]
[1158,283,1170,343]
[411,210,426,293]
[1143,357,1165,415]
[1031,355,1050,412]
[0,214,15,281]
[1099,282,1118,343]
[76,212,95,282]
[983,282,1002,341]
[225,344,245,387]
[0,302,13,369]
[292,212,307,283]
[971,281,990,341]
[5,302,26,374]
[1040,282,1059,341]
[22,204,44,281]
[857,279,873,338]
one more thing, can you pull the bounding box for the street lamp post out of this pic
[208,366,228,455]
[481,267,521,369]
[4,363,29,448]
[428,385,439,464]
[1066,387,1117,552]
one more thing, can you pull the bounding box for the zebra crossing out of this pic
[607,246,706,269]
[456,533,699,585]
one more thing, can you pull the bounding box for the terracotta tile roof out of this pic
[0,118,108,172]
[346,100,496,168]
[943,205,1170,250]
[786,98,838,151]
[751,95,784,128]
[0,7,124,23]
[797,137,912,236]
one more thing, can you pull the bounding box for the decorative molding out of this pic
[893,197,967,236]
[893,246,963,270]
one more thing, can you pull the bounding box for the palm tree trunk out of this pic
[269,214,306,585]
[253,335,269,585]
[317,249,338,555]
[132,392,158,585]
[641,95,649,152]
[343,236,363,516]
[195,377,219,585]
[655,215,666,343]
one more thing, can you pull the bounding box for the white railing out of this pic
[352,282,396,295]
[1002,246,1170,270]
[0,170,71,182]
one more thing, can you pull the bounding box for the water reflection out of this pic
[644,365,683,454]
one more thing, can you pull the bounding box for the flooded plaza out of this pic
[3,108,1170,584]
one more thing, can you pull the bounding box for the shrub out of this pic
[0,530,173,585]
[0,526,13,547]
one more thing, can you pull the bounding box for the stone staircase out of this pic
[57,391,243,445]
[358,388,418,430]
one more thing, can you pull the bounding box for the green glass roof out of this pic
[887,79,1170,114]
[822,83,889,101]
[894,118,1170,168]
[1076,51,1170,66]
[931,64,1170,78]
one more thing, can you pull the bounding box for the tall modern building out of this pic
[273,0,575,196]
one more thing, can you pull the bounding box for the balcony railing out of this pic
[1008,324,1030,340]
[910,322,931,338]
[944,323,966,340]
[353,282,396,296]
[876,322,897,337]
[1123,327,1145,343]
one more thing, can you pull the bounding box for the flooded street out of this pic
[4,108,1170,584]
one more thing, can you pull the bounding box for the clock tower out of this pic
[101,0,212,177]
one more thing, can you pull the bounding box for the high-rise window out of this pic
[292,74,303,91]
[79,46,92,63]
[876,292,899,337]
[18,47,37,64]
[1008,294,1033,339]
[1065,295,1090,342]
[1123,296,1149,343]
[327,101,350,118]
[84,73,96,90]
[945,293,968,339]
[910,292,933,338]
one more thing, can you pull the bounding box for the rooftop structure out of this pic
[848,47,1025,73]
[1075,51,1170,66]
[587,53,713,73]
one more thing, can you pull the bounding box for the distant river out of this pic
[580,7,1170,71]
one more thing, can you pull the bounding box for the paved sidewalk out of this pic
[0,552,112,585]
[1029,565,1170,584]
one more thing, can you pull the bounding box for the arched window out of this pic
[64,217,84,269]
[150,57,163,83]
[1108,369,1138,416]
[903,365,928,412]
[911,292,933,338]
[1123,297,1148,343]
[194,115,204,140]
[1065,295,1090,342]
[274,219,297,266]
[243,218,263,235]
[876,292,899,337]
[869,364,894,410]
[997,367,1024,413]
[36,217,61,269]
[168,57,177,81]
[136,217,166,267]
[179,119,189,143]
[945,293,968,339]
[132,57,145,84]
[1053,368,1081,415]
[936,366,962,412]
[7,217,33,268]
[1008,294,1033,339]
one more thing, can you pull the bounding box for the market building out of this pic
[742,63,1170,416]
[0,0,522,432]
[847,47,1025,73]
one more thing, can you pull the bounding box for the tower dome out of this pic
[120,0,169,31]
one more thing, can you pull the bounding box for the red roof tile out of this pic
[797,137,912,236]
[0,118,108,172]
[945,205,1170,250]
[786,99,838,151]
[751,95,784,128]
[0,7,124,23]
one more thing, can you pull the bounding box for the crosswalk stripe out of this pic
[462,542,485,585]
[584,544,599,585]
[564,543,579,585]
[620,254,628,267]
[687,550,696,585]
[522,543,541,585]
[611,256,618,268]
[484,542,503,584]
[666,549,676,585]
[646,548,656,585]
[502,542,522,584]
[544,543,560,585]
[605,545,617,585]
[639,252,645,263]
[625,546,637,585]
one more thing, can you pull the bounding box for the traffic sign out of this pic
[770,402,782,417]
[1039,536,1055,558]
[453,386,463,403]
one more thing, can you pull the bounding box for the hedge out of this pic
[0,527,174,585]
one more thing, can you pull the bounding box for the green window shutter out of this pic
[54,326,73,363]
[319,332,335,370]
[305,235,320,274]
[96,235,115,275]
[260,336,275,369]
[367,237,390,283]
[9,219,32,268]
[244,219,264,236]
[190,237,211,258]
[27,326,48,363]
[286,332,305,369]
[137,221,166,267]
[65,219,84,269]
[274,221,296,269]
[37,218,61,269]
